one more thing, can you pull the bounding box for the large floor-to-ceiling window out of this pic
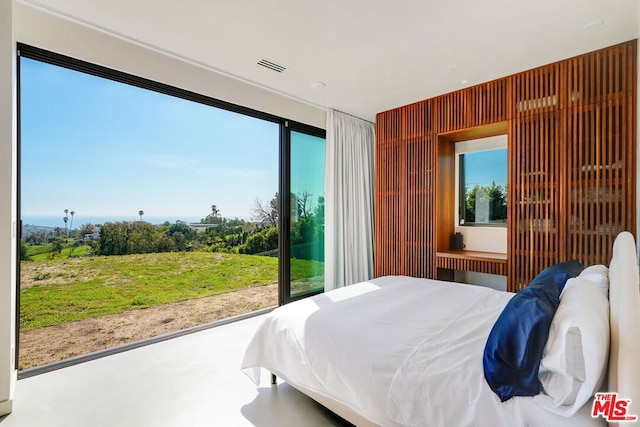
[18,45,325,372]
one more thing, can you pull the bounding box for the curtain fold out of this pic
[325,109,375,290]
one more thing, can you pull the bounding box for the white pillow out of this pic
[577,264,609,299]
[535,277,610,416]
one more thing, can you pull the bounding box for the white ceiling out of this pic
[20,0,640,122]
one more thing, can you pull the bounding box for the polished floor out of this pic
[0,314,351,427]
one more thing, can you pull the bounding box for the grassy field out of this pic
[25,238,92,261]
[20,250,323,331]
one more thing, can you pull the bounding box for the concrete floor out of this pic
[0,314,351,427]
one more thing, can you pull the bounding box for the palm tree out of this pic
[63,209,69,237]
[69,211,75,232]
[139,210,144,221]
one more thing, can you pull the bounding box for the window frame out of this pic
[279,123,326,306]
[16,43,326,376]
[455,135,508,228]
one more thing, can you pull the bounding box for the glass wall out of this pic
[18,51,288,370]
[288,130,326,299]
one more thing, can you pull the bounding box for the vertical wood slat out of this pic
[375,40,636,290]
[435,256,507,276]
[404,101,434,278]
[434,80,508,133]
[565,40,637,269]
[374,109,402,277]
[508,62,562,291]
[374,101,434,278]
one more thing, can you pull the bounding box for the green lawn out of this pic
[20,251,323,330]
[26,239,92,261]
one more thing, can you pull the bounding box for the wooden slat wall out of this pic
[565,41,637,268]
[509,109,562,290]
[404,101,435,278]
[374,40,637,291]
[508,63,564,290]
[467,79,509,125]
[434,80,508,132]
[375,101,435,278]
[435,256,507,276]
[375,109,404,276]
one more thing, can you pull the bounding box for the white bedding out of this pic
[241,275,605,426]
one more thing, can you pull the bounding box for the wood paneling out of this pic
[436,251,507,276]
[374,40,637,291]
[509,110,562,290]
[564,41,637,269]
[434,80,508,132]
[375,101,435,278]
[511,63,561,118]
[375,110,405,276]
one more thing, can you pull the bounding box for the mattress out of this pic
[241,275,605,426]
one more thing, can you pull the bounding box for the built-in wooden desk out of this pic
[436,250,507,279]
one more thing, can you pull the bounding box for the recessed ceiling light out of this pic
[584,21,604,32]
[461,80,469,85]
[310,81,326,90]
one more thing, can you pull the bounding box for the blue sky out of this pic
[463,149,507,188]
[291,131,325,207]
[20,57,324,225]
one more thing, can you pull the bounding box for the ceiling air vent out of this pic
[257,59,286,73]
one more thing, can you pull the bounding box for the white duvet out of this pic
[241,276,603,427]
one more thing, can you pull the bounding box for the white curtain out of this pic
[324,109,375,291]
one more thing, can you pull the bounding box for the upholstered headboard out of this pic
[608,231,640,423]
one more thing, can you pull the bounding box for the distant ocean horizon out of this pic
[22,215,208,229]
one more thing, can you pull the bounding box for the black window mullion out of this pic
[278,122,291,306]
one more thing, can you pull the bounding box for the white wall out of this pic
[13,4,326,129]
[0,0,17,417]
[453,226,508,254]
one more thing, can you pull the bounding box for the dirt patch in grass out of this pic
[19,283,277,370]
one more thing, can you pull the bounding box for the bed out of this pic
[241,231,640,426]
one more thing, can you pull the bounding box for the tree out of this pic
[166,222,196,240]
[464,182,507,224]
[69,211,75,232]
[19,241,31,261]
[63,209,69,237]
[51,238,63,254]
[156,235,175,253]
[251,193,279,226]
[315,196,325,226]
[239,226,278,254]
[486,182,507,222]
[76,223,96,241]
[295,191,313,220]
[201,204,223,224]
[99,222,130,256]
[171,231,187,251]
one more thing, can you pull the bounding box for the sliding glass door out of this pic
[280,124,326,304]
[17,45,326,372]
